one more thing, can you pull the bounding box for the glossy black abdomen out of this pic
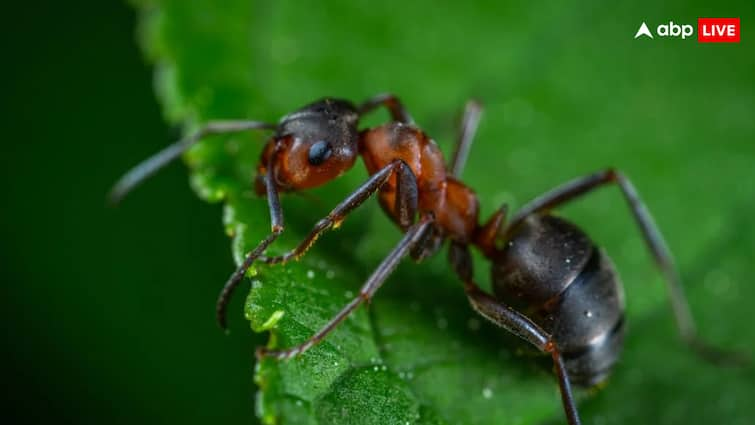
[491,214,626,386]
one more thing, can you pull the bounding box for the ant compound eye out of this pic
[308,141,332,166]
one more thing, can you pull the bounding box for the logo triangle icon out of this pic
[635,22,654,39]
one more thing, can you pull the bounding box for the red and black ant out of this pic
[111,94,745,425]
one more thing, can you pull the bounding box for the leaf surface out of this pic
[132,1,755,423]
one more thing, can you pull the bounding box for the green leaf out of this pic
[132,1,755,424]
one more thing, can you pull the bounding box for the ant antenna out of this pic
[109,120,275,204]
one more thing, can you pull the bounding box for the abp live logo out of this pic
[634,18,740,43]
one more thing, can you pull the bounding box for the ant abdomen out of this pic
[492,214,626,386]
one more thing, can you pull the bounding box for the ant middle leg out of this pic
[257,214,434,360]
[506,168,748,365]
[449,242,582,425]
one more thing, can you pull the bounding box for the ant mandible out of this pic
[111,94,745,425]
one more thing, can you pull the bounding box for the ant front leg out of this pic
[257,215,434,360]
[357,93,413,123]
[109,120,275,204]
[223,159,416,325]
[258,159,418,265]
[216,151,286,329]
[507,168,748,365]
[449,242,582,425]
[219,160,417,328]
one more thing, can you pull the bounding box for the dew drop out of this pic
[326,270,335,279]
[584,310,593,318]
[565,258,572,264]
[482,387,493,399]
[246,265,259,277]
[306,270,315,279]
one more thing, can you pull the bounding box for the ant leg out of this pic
[258,159,418,265]
[216,153,285,330]
[109,120,275,204]
[508,168,748,365]
[449,100,483,178]
[357,93,413,123]
[257,215,434,359]
[449,242,582,425]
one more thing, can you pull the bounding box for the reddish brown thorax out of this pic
[360,122,480,244]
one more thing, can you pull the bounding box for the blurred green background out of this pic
[3,1,258,424]
[3,1,753,424]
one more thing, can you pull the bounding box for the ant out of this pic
[111,94,745,425]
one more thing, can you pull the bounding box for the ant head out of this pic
[256,98,360,194]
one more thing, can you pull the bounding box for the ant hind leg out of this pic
[449,242,582,425]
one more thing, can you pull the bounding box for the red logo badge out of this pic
[698,18,740,43]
